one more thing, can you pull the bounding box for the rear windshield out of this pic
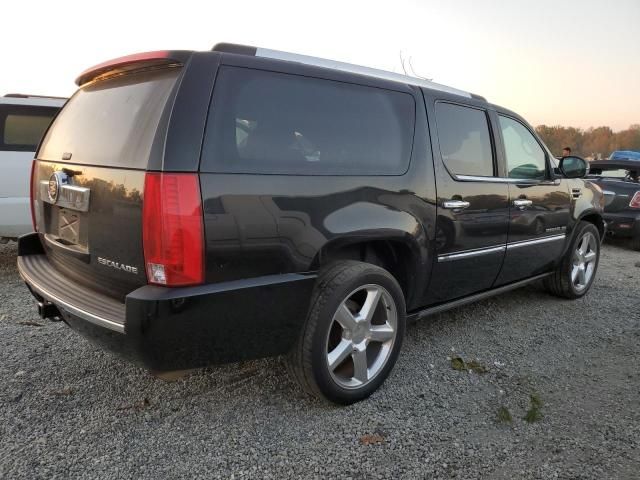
[0,105,59,152]
[39,68,180,168]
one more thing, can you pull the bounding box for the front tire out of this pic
[544,221,600,299]
[288,261,406,404]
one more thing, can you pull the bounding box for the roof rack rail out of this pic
[212,43,473,99]
[4,93,67,100]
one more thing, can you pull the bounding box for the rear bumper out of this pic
[603,212,640,238]
[17,233,316,371]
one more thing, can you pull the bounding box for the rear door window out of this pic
[0,105,59,152]
[39,68,180,168]
[201,66,416,175]
[434,102,494,177]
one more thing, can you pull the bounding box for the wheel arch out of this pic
[576,210,605,242]
[310,234,429,310]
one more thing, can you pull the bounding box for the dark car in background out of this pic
[588,159,640,250]
[609,150,640,161]
[17,44,605,404]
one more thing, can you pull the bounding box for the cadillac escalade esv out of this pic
[17,44,605,404]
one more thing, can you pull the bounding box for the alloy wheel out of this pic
[571,232,597,292]
[325,284,398,389]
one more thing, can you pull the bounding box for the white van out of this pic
[1,94,65,242]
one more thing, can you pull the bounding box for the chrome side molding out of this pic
[438,234,566,262]
[438,245,505,262]
[506,234,566,249]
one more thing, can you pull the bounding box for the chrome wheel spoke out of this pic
[335,304,357,332]
[369,324,394,343]
[359,287,382,323]
[578,266,586,285]
[579,236,589,255]
[328,338,352,371]
[584,251,596,263]
[571,265,580,283]
[352,348,369,384]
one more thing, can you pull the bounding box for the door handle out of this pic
[513,199,533,209]
[443,200,470,210]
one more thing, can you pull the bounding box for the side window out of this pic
[435,103,494,177]
[0,106,59,152]
[498,116,547,180]
[202,66,416,175]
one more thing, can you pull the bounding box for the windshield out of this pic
[39,68,180,169]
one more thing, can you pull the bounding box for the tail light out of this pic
[142,173,204,286]
[29,159,37,231]
[630,191,640,209]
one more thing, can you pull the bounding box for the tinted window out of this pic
[435,103,494,177]
[0,106,58,152]
[499,116,547,180]
[39,68,180,168]
[202,67,415,175]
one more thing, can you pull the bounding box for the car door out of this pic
[424,99,509,304]
[493,113,571,285]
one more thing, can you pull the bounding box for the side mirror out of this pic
[559,156,588,178]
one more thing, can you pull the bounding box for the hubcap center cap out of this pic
[352,323,369,343]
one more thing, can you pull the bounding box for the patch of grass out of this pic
[450,356,488,374]
[451,357,466,371]
[467,360,488,374]
[497,406,513,424]
[524,394,543,423]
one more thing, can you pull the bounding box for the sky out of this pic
[2,0,638,131]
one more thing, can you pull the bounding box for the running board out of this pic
[407,272,552,322]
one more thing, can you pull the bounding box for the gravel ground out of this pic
[0,240,638,479]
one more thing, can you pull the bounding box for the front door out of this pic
[425,100,509,304]
[494,114,571,285]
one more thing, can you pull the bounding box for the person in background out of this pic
[562,147,572,157]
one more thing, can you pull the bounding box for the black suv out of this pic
[18,44,605,404]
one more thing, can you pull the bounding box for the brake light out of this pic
[142,173,204,286]
[29,159,37,231]
[630,191,640,209]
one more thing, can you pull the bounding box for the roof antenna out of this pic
[408,56,432,82]
[399,51,408,75]
[399,51,433,81]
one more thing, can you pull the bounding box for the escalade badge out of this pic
[47,171,68,204]
[97,257,139,274]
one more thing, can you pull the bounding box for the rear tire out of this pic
[630,233,640,251]
[287,261,406,404]
[544,221,600,299]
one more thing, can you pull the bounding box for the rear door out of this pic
[425,99,509,304]
[493,113,571,285]
[32,68,182,300]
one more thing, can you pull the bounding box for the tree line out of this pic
[535,124,640,159]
